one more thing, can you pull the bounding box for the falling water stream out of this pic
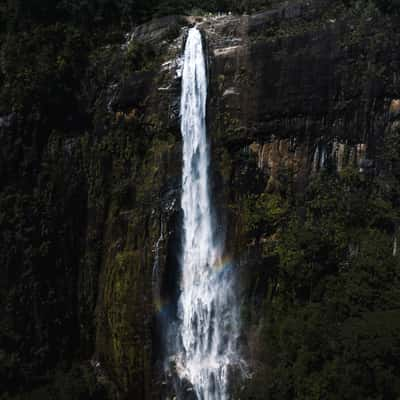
[173,26,240,400]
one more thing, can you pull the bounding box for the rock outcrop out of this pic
[1,1,400,399]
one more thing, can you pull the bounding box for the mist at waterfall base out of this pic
[160,27,242,400]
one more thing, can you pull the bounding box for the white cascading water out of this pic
[175,27,240,400]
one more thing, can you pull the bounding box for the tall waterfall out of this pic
[175,26,240,400]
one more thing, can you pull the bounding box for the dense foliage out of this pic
[1,0,400,399]
[238,165,400,399]
[3,0,274,30]
[3,0,400,33]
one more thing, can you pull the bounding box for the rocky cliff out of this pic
[1,1,400,399]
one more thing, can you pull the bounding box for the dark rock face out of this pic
[200,2,400,398]
[110,71,154,112]
[1,1,400,399]
[91,18,186,400]
[204,0,394,177]
[0,113,16,129]
[0,14,185,400]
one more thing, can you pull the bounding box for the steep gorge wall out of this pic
[1,1,400,399]
[0,15,186,400]
[203,2,400,398]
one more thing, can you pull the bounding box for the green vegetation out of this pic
[2,0,400,36]
[4,0,273,31]
[237,162,400,398]
[1,0,400,399]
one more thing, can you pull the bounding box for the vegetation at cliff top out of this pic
[3,0,400,32]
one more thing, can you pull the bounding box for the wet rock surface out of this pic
[1,1,400,399]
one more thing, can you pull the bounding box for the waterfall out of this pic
[173,27,240,400]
